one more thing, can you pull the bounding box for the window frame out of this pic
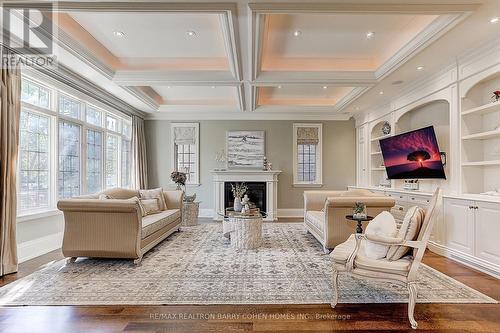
[170,123,200,186]
[17,74,133,220]
[292,123,323,187]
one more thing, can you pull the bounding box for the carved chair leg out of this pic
[66,257,77,264]
[323,245,331,254]
[331,268,339,308]
[408,282,418,329]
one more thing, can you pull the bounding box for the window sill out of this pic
[293,183,324,188]
[17,209,62,223]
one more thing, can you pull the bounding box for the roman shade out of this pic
[297,127,319,145]
[173,126,196,145]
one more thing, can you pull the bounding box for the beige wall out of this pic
[145,120,356,210]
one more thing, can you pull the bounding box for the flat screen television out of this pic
[379,126,446,179]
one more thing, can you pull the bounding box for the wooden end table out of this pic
[345,215,373,233]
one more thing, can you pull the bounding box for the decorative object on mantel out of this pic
[231,182,248,212]
[382,121,391,135]
[352,202,367,219]
[492,90,500,102]
[262,156,273,171]
[404,179,420,191]
[214,149,227,170]
[226,131,265,169]
[170,171,187,191]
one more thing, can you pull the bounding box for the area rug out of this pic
[0,223,496,305]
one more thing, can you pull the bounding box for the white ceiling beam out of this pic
[112,70,240,86]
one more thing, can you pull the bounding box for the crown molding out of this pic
[146,110,351,121]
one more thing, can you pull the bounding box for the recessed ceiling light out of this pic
[379,91,384,95]
[113,31,125,38]
[490,17,499,23]
[293,30,302,37]
[211,86,216,89]
[366,31,375,39]
[322,86,328,89]
[355,106,360,110]
[416,66,425,71]
[277,85,282,89]
[186,30,196,37]
[166,86,170,89]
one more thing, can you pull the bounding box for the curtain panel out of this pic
[131,115,148,190]
[0,47,21,276]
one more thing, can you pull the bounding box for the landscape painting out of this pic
[226,131,265,169]
[380,126,446,179]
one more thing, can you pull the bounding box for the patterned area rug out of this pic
[0,223,496,305]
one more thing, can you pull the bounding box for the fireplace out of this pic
[224,182,267,213]
[212,170,281,221]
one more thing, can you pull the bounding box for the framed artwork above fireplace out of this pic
[226,130,265,169]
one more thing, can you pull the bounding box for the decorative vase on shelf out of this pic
[234,197,242,212]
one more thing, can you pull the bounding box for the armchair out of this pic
[331,188,442,329]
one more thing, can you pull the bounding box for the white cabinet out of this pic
[444,198,475,255]
[475,202,500,266]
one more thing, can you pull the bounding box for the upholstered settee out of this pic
[57,188,184,264]
[303,189,395,252]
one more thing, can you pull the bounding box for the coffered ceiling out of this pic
[12,1,500,119]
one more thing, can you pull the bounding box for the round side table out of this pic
[345,215,373,233]
[182,202,200,226]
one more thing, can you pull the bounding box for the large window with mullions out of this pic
[170,123,199,185]
[293,123,323,186]
[58,121,81,198]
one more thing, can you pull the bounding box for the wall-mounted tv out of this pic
[379,126,446,180]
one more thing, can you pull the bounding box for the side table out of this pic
[345,215,373,233]
[182,202,200,226]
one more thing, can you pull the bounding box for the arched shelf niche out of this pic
[393,99,451,192]
[460,71,500,195]
[369,116,393,187]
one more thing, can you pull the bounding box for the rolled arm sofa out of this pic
[304,189,395,252]
[57,188,184,264]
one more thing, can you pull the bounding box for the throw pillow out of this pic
[387,206,425,261]
[139,188,167,210]
[363,211,397,259]
[140,198,161,215]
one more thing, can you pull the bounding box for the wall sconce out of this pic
[440,152,447,166]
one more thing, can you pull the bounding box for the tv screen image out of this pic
[379,126,446,180]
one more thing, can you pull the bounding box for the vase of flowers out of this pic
[170,171,187,191]
[231,182,248,212]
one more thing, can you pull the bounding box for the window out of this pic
[293,123,322,186]
[18,110,51,212]
[59,95,81,119]
[17,75,134,217]
[106,114,119,132]
[121,137,131,188]
[21,80,49,108]
[86,129,103,194]
[86,106,103,127]
[58,121,81,198]
[105,134,119,188]
[170,123,199,185]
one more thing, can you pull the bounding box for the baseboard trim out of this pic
[198,208,303,219]
[428,241,500,279]
[17,232,63,263]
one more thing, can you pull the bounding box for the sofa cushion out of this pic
[305,211,325,232]
[331,235,412,276]
[141,209,181,238]
[140,188,167,210]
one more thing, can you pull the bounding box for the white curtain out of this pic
[131,115,148,190]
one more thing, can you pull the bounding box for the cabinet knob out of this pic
[469,206,474,209]
[411,197,415,200]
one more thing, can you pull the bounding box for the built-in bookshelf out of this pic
[369,119,392,187]
[461,72,500,195]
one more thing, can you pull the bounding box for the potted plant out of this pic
[353,202,367,219]
[231,182,248,212]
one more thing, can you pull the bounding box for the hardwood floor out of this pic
[0,227,498,332]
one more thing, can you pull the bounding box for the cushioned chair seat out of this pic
[331,235,412,276]
[141,209,180,238]
[305,211,325,232]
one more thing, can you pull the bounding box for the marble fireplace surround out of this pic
[212,170,281,221]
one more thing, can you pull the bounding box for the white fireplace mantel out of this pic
[212,170,282,221]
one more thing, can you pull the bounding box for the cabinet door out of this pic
[475,202,500,266]
[444,198,475,255]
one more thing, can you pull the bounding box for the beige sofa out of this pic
[57,188,184,264]
[304,189,395,252]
